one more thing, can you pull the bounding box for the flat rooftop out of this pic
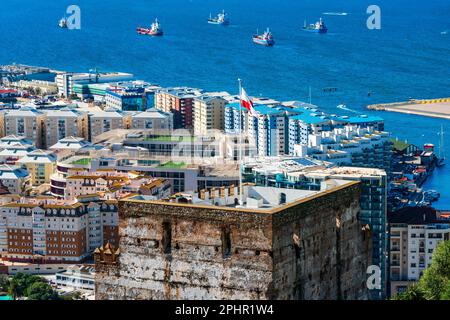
[125,181,356,213]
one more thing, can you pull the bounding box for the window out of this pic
[222,227,232,259]
[17,119,25,135]
[162,221,172,254]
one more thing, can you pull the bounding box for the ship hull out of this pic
[252,38,274,46]
[137,28,163,36]
[208,20,229,25]
[302,27,328,34]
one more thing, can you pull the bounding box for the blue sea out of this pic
[1,0,449,208]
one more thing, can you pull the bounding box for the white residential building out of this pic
[389,207,450,297]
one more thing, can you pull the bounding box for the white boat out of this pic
[208,10,230,25]
[59,17,67,28]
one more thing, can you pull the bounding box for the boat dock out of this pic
[367,98,450,119]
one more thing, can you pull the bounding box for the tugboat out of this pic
[59,17,68,28]
[137,18,163,36]
[252,28,275,46]
[302,17,328,34]
[208,10,230,25]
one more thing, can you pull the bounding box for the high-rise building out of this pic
[155,87,203,129]
[193,95,227,135]
[224,103,301,157]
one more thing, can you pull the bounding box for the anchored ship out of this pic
[252,28,275,46]
[59,17,67,28]
[137,18,163,36]
[208,10,230,25]
[303,17,328,33]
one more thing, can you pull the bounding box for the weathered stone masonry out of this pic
[95,182,372,300]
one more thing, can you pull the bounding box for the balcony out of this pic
[390,246,400,252]
[391,261,400,267]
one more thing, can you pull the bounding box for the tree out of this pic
[0,274,10,293]
[8,273,45,298]
[27,282,59,300]
[418,240,450,300]
[394,284,424,300]
[394,241,450,300]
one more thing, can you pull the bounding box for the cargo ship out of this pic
[302,17,328,34]
[252,28,275,46]
[137,18,163,36]
[59,17,67,28]
[208,10,230,25]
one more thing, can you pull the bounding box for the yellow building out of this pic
[17,149,57,186]
[193,95,227,135]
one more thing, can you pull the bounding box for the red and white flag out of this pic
[240,87,257,117]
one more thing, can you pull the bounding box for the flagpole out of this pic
[238,78,243,205]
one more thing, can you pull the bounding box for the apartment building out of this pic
[287,104,384,154]
[88,108,129,141]
[225,103,302,157]
[193,95,227,135]
[388,207,450,297]
[0,135,34,149]
[293,125,392,170]
[0,107,45,148]
[130,109,173,131]
[43,108,88,148]
[17,149,57,186]
[0,143,36,165]
[0,196,120,263]
[49,136,91,151]
[0,165,31,194]
[155,87,203,129]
